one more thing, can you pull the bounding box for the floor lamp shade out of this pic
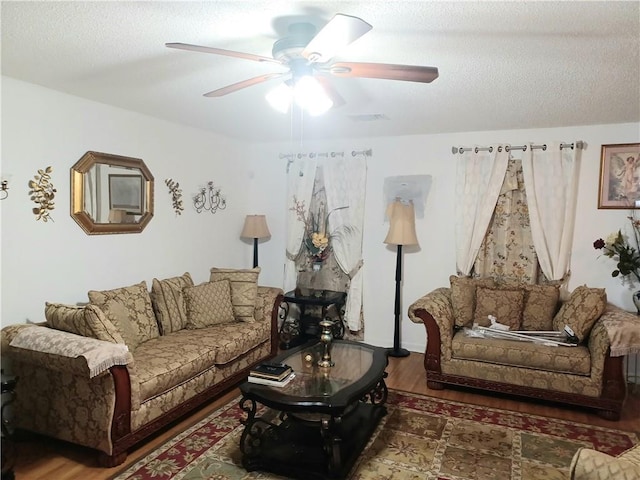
[241,215,270,268]
[384,200,419,358]
[384,201,419,247]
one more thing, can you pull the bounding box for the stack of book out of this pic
[248,362,294,387]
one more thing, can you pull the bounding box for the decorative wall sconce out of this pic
[0,176,9,200]
[165,178,184,216]
[28,166,56,222]
[193,181,226,214]
[241,214,271,267]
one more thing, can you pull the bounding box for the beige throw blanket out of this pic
[9,326,129,377]
[601,304,640,357]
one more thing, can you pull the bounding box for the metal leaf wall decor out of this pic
[28,166,56,222]
[165,178,184,216]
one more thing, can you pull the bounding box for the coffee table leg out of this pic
[321,416,343,475]
[361,375,389,406]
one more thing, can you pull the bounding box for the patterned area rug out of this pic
[113,390,637,480]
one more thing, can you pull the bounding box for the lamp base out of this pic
[386,347,410,358]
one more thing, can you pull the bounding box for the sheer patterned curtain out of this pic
[323,156,367,331]
[284,158,317,292]
[522,142,580,282]
[455,146,510,275]
[474,159,539,283]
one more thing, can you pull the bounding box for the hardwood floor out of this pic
[9,352,640,480]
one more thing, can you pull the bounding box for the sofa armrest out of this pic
[257,286,284,356]
[1,324,133,456]
[5,325,131,378]
[408,288,455,378]
[408,287,455,342]
[570,447,640,480]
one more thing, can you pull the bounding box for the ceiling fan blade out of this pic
[326,62,439,83]
[302,14,372,63]
[203,73,286,97]
[166,42,282,65]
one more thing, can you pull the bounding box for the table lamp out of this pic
[383,200,419,357]
[241,215,271,268]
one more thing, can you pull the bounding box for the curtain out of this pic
[283,158,317,292]
[323,156,367,331]
[522,142,580,282]
[474,159,539,283]
[455,146,510,275]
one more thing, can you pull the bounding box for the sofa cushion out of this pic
[150,272,194,334]
[183,280,235,329]
[473,287,524,330]
[101,299,140,351]
[521,284,560,331]
[553,285,607,342]
[44,302,124,344]
[450,275,496,328]
[209,267,260,322]
[131,334,218,402]
[88,281,159,344]
[132,321,270,401]
[451,331,591,375]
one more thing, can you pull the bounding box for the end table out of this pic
[279,288,347,349]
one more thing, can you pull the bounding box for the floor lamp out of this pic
[241,215,271,268]
[383,200,419,358]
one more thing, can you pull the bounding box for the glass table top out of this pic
[241,340,388,409]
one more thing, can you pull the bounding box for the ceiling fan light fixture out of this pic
[293,76,333,116]
[266,82,293,113]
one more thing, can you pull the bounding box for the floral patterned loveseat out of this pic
[409,276,629,420]
[1,268,283,466]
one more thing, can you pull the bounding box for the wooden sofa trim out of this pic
[98,293,283,467]
[414,307,626,421]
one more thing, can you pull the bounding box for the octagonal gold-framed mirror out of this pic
[71,151,154,235]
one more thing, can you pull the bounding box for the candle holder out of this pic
[318,320,335,367]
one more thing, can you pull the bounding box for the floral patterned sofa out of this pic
[409,276,629,420]
[1,268,283,466]
[570,444,640,479]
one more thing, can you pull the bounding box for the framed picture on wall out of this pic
[109,174,144,214]
[598,143,640,209]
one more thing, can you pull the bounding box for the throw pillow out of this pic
[553,285,607,343]
[45,302,124,344]
[183,280,235,329]
[449,275,496,328]
[88,280,159,344]
[209,267,260,322]
[521,284,560,331]
[473,287,525,330]
[150,272,194,335]
[101,299,140,351]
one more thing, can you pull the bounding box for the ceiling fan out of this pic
[166,13,439,107]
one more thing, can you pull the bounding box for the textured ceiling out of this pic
[2,1,639,143]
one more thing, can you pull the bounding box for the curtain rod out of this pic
[451,141,585,155]
[279,148,372,161]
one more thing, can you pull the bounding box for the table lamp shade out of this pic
[241,215,270,239]
[384,200,419,246]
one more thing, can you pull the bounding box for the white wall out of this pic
[1,77,257,327]
[246,122,640,353]
[3,76,638,356]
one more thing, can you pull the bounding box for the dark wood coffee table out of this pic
[239,340,388,480]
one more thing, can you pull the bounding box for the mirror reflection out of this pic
[71,151,154,235]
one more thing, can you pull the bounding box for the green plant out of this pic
[593,215,640,283]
